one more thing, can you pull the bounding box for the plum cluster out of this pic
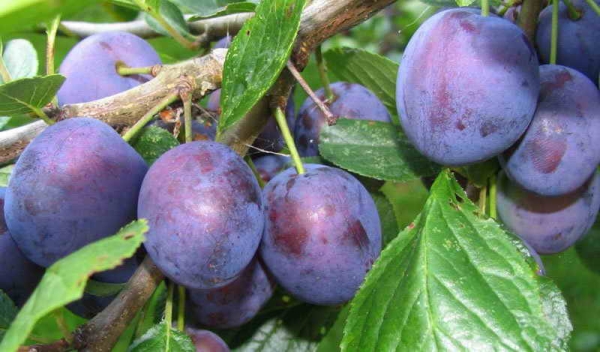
[1,32,385,344]
[397,8,600,254]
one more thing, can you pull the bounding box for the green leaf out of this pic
[0,220,148,352]
[0,164,14,187]
[84,280,126,297]
[0,116,9,129]
[107,0,139,10]
[217,0,305,134]
[456,0,477,6]
[134,282,167,339]
[320,119,441,182]
[371,192,399,247]
[0,75,65,115]
[221,303,339,351]
[0,1,99,35]
[323,48,398,123]
[144,0,192,39]
[170,0,250,17]
[187,2,257,21]
[131,125,180,165]
[342,170,570,351]
[576,218,600,274]
[129,320,195,352]
[0,39,38,84]
[0,291,18,341]
[454,158,500,188]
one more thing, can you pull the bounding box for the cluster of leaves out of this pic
[0,0,599,351]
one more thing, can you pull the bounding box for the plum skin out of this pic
[186,328,230,352]
[188,258,275,329]
[536,0,600,83]
[4,118,148,267]
[499,65,600,196]
[260,164,381,306]
[294,82,391,157]
[397,8,540,166]
[138,141,264,290]
[496,170,600,254]
[0,188,44,306]
[57,31,161,105]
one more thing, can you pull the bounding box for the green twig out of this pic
[53,309,73,344]
[122,93,179,142]
[584,0,600,15]
[562,0,583,19]
[46,15,61,107]
[245,155,266,188]
[165,281,174,351]
[177,285,185,331]
[315,46,334,101]
[275,107,304,175]
[550,0,559,65]
[117,65,155,76]
[478,185,487,214]
[481,0,490,16]
[489,175,497,219]
[182,92,193,143]
[32,107,55,125]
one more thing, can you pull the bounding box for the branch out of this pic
[0,120,48,164]
[73,257,164,352]
[60,13,253,41]
[517,0,544,41]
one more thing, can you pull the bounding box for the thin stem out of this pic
[182,92,193,143]
[584,0,600,15]
[562,0,583,19]
[57,23,78,38]
[275,107,304,175]
[165,281,174,351]
[177,285,185,331]
[46,15,61,107]
[478,185,487,214]
[489,175,497,219]
[122,93,179,142]
[481,0,490,16]
[517,0,545,41]
[315,46,334,101]
[117,65,154,76]
[31,107,54,125]
[52,309,73,344]
[245,155,266,188]
[286,61,336,125]
[133,0,198,50]
[550,0,559,65]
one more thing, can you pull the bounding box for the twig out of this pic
[122,93,180,142]
[315,46,334,101]
[52,310,73,344]
[17,339,69,352]
[517,0,545,41]
[182,91,193,143]
[285,60,335,125]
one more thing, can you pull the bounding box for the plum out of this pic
[186,328,230,352]
[206,89,295,153]
[260,164,381,306]
[499,65,600,196]
[536,0,600,83]
[188,258,275,329]
[58,31,161,105]
[496,170,600,254]
[5,118,148,267]
[397,8,540,166]
[0,188,44,306]
[253,155,290,183]
[138,141,264,290]
[294,82,391,157]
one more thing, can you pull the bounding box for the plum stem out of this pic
[315,46,335,101]
[165,281,174,350]
[584,0,600,15]
[177,285,185,331]
[517,0,545,41]
[52,309,73,344]
[481,0,490,16]
[275,107,305,175]
[46,16,61,107]
[116,64,155,76]
[562,0,583,19]
[246,155,266,188]
[489,175,497,219]
[286,60,336,125]
[31,107,55,125]
[550,0,559,65]
[478,185,487,213]
[122,93,179,142]
[182,91,193,143]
